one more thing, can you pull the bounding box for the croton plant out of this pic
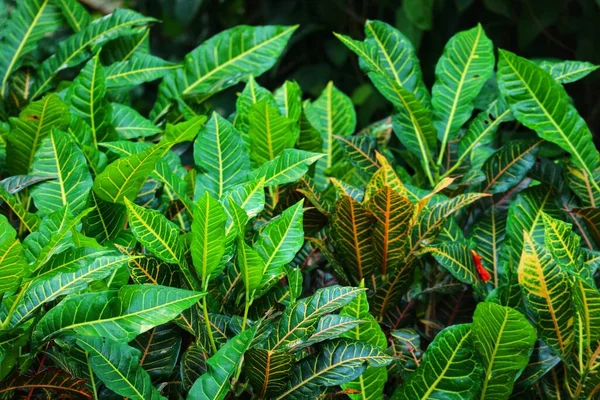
[0,1,599,399]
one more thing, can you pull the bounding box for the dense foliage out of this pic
[0,1,600,399]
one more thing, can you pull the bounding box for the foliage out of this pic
[0,1,599,399]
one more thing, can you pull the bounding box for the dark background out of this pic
[93,0,600,137]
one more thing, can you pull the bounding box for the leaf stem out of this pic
[202,295,217,354]
[241,293,253,331]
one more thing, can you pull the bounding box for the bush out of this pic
[0,1,599,399]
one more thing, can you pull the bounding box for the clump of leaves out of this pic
[0,1,599,399]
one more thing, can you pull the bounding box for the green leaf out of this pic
[497,50,600,194]
[93,144,163,203]
[194,112,250,199]
[245,349,294,398]
[67,115,107,175]
[6,254,132,328]
[66,52,111,146]
[473,302,537,400]
[248,149,324,187]
[305,315,364,346]
[237,238,265,295]
[234,76,276,133]
[191,192,227,282]
[181,342,207,389]
[518,231,574,359]
[537,59,599,84]
[336,135,380,178]
[331,195,376,283]
[268,285,364,351]
[542,213,585,276]
[5,94,70,175]
[335,19,430,104]
[0,0,61,97]
[392,324,482,400]
[0,217,27,296]
[366,186,414,275]
[179,25,297,97]
[77,336,164,400]
[125,198,184,264]
[433,24,495,164]
[277,339,391,400]
[469,207,506,287]
[425,240,481,285]
[481,140,541,194]
[131,324,181,379]
[248,101,298,166]
[82,192,126,243]
[31,9,157,99]
[55,0,91,32]
[274,80,302,122]
[34,284,204,343]
[106,53,178,88]
[340,290,388,400]
[0,367,92,398]
[111,103,161,139]
[29,130,92,215]
[187,328,256,400]
[163,115,206,145]
[305,82,356,171]
[255,200,304,294]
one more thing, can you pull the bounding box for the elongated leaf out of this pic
[29,130,92,215]
[245,349,294,398]
[497,50,600,194]
[0,367,92,398]
[78,336,164,400]
[255,200,304,293]
[305,315,364,346]
[0,0,61,96]
[366,186,413,275]
[106,53,178,88]
[131,324,181,379]
[473,302,536,400]
[234,76,276,133]
[93,144,163,203]
[335,20,429,103]
[469,207,506,287]
[248,101,298,166]
[163,115,206,145]
[331,196,376,283]
[274,80,302,122]
[83,192,126,243]
[336,135,379,178]
[0,217,27,296]
[340,290,388,400]
[542,213,585,276]
[237,239,265,295]
[537,59,599,84]
[277,339,391,400]
[191,192,227,282]
[187,328,256,400]
[66,52,112,146]
[425,241,481,285]
[518,231,574,358]
[305,82,356,172]
[55,0,91,32]
[31,9,157,99]
[125,198,184,264]
[194,112,250,199]
[433,24,494,156]
[34,284,204,342]
[482,140,541,194]
[0,175,51,194]
[248,149,323,186]
[6,254,132,328]
[5,94,70,175]
[111,103,161,139]
[268,285,364,351]
[392,324,482,399]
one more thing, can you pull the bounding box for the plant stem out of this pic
[201,295,217,354]
[241,294,253,332]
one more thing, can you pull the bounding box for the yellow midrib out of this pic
[182,26,296,95]
[127,201,180,262]
[480,311,510,399]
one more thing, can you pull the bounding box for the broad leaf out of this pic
[111,103,161,139]
[497,50,600,194]
[248,149,323,186]
[248,101,298,166]
[481,140,541,194]
[194,112,250,199]
[131,324,182,379]
[191,192,227,282]
[518,231,574,359]
[537,59,599,84]
[77,336,164,400]
[55,0,91,32]
[392,324,482,399]
[33,284,204,342]
[106,53,179,88]
[245,349,294,398]
[187,328,256,400]
[473,302,536,400]
[433,24,494,163]
[425,241,481,285]
[29,130,92,215]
